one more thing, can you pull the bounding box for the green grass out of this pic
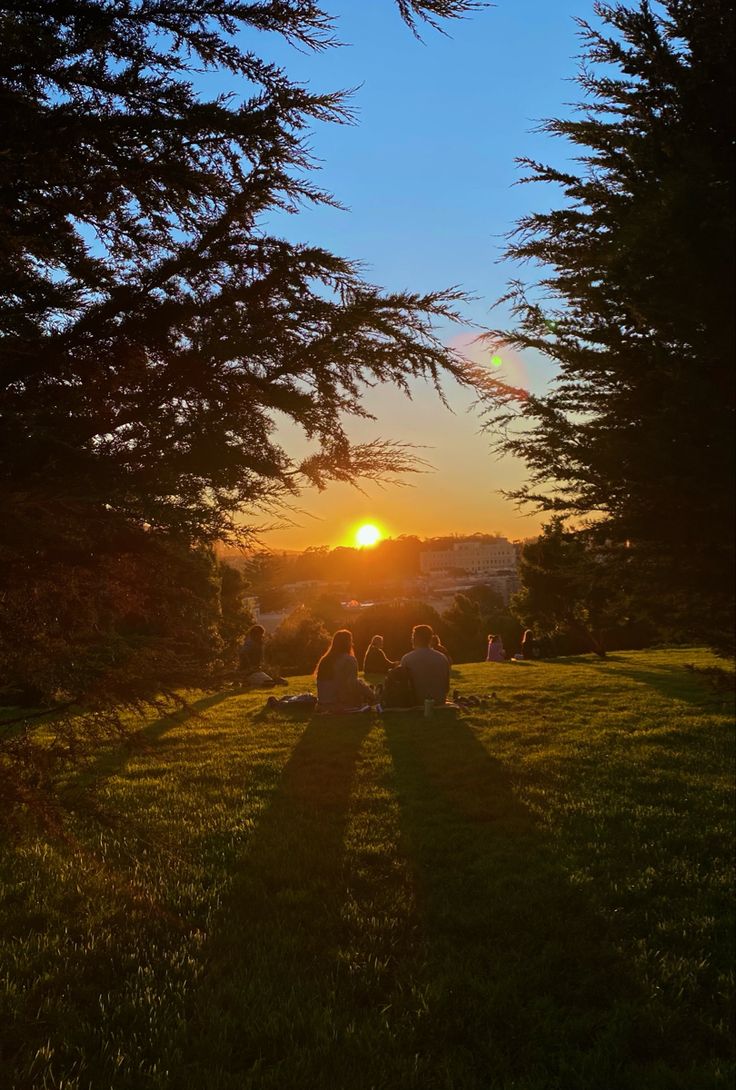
[1,649,733,1089]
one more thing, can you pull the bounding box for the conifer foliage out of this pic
[1,0,480,545]
[0,0,480,754]
[487,0,735,651]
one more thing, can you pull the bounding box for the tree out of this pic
[349,601,444,663]
[218,562,255,667]
[510,520,619,657]
[0,3,480,678]
[0,0,484,815]
[511,519,658,655]
[1,0,480,547]
[268,607,331,677]
[483,0,735,654]
[441,594,486,661]
[464,583,522,651]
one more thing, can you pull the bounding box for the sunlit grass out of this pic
[1,649,733,1089]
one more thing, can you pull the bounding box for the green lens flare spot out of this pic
[491,355,503,368]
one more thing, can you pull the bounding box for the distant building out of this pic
[419,538,518,578]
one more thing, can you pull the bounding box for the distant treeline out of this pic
[225,534,520,609]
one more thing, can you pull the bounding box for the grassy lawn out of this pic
[0,649,733,1090]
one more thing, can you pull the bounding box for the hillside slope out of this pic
[1,649,733,1090]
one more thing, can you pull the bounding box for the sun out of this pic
[355,523,382,548]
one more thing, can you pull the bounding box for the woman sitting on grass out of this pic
[485,633,506,663]
[362,635,397,688]
[521,628,541,659]
[315,629,376,711]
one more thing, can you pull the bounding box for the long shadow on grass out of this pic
[181,714,373,1087]
[382,714,649,1090]
[74,689,239,786]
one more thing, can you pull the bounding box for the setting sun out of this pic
[355,523,382,548]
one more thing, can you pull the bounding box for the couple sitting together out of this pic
[316,625,450,713]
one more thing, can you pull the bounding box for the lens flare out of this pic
[448,331,530,396]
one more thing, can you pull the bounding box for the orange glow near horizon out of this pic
[355,523,382,548]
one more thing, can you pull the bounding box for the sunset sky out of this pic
[237,1,587,549]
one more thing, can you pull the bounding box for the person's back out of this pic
[401,624,450,704]
[521,630,540,659]
[363,644,393,677]
[317,651,358,706]
[486,635,505,663]
[240,625,265,677]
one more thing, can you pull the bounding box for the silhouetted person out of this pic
[485,634,505,663]
[521,628,540,659]
[401,624,450,705]
[316,629,376,710]
[430,633,452,664]
[240,624,265,674]
[363,635,397,687]
[240,624,286,686]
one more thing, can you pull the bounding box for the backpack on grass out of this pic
[381,664,416,708]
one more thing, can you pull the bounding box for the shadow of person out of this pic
[63,689,241,798]
[382,716,643,1089]
[182,714,373,1081]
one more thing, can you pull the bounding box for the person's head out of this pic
[489,634,499,644]
[246,624,265,642]
[523,629,534,641]
[412,624,433,649]
[316,628,354,676]
[369,635,384,648]
[329,629,353,656]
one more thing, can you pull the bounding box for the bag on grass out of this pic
[381,665,416,708]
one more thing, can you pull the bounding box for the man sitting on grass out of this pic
[401,624,450,706]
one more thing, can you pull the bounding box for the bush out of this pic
[267,608,331,677]
[348,601,444,665]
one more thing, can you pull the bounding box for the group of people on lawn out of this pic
[317,625,450,712]
[241,622,539,714]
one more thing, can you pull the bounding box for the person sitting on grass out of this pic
[430,633,452,664]
[315,629,376,711]
[485,633,505,663]
[521,628,541,659]
[363,635,397,688]
[400,624,450,706]
[239,625,287,687]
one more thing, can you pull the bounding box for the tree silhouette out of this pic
[0,1,484,803]
[1,0,481,547]
[483,0,735,652]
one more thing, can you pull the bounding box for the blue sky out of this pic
[223,1,593,548]
[256,0,588,324]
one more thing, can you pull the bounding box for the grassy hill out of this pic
[1,649,733,1089]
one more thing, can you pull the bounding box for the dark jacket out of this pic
[363,645,394,675]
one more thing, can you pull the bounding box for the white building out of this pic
[419,539,517,577]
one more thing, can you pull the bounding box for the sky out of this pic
[230,0,590,549]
